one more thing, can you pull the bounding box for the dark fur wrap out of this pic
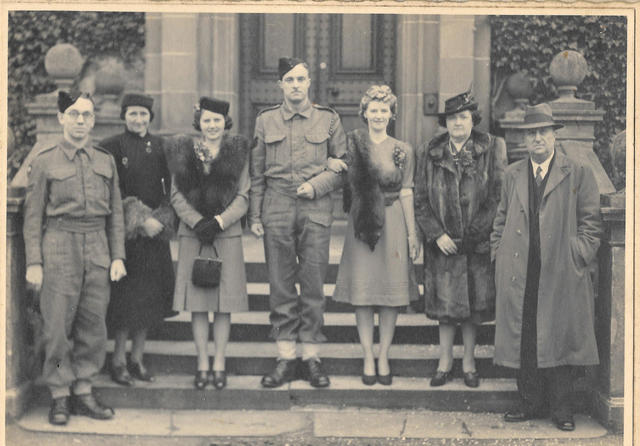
[122,196,176,242]
[167,133,249,219]
[342,129,385,251]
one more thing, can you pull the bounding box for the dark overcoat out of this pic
[490,150,601,368]
[100,129,177,331]
[414,130,507,323]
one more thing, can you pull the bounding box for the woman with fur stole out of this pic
[100,93,176,386]
[167,97,250,390]
[414,89,506,388]
[333,85,420,386]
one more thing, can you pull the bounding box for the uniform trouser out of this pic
[40,228,111,398]
[262,189,332,344]
[518,222,573,418]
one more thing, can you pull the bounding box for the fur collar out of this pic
[344,128,385,251]
[168,133,249,218]
[427,129,490,160]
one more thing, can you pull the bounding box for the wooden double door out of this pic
[239,14,396,138]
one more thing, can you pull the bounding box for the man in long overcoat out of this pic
[490,103,601,431]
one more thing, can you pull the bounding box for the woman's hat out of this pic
[438,87,478,119]
[518,103,564,130]
[199,97,230,116]
[120,93,154,120]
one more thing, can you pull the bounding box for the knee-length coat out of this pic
[490,150,601,368]
[414,130,507,322]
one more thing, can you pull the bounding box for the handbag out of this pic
[191,242,222,288]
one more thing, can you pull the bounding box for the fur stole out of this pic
[167,133,249,219]
[123,196,176,242]
[343,129,385,251]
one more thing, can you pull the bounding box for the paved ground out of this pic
[7,406,624,446]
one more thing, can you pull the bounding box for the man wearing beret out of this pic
[23,90,127,425]
[250,57,346,388]
[491,103,601,431]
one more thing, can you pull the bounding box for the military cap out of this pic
[278,57,306,80]
[120,93,155,121]
[58,89,93,113]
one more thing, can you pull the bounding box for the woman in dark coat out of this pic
[414,89,506,388]
[101,93,176,386]
[167,97,250,390]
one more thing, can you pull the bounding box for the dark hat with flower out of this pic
[278,57,306,80]
[438,87,479,127]
[120,93,154,121]
[58,89,92,113]
[198,97,230,116]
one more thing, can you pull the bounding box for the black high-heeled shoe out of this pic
[376,360,392,386]
[211,371,227,390]
[194,370,208,390]
[430,369,453,387]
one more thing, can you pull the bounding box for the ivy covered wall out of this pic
[8,12,145,151]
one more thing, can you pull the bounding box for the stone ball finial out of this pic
[505,71,535,110]
[549,50,588,99]
[44,43,84,89]
[94,58,126,96]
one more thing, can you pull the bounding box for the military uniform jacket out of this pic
[249,101,346,226]
[23,137,126,266]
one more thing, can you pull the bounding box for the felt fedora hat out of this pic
[518,103,564,130]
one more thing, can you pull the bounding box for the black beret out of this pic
[199,97,230,116]
[58,89,90,113]
[120,93,154,120]
[278,57,305,80]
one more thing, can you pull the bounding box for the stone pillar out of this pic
[438,16,476,111]
[5,193,31,419]
[499,50,615,195]
[473,16,491,133]
[594,200,625,433]
[145,13,199,134]
[396,15,439,148]
[197,14,240,131]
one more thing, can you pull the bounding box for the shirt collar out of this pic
[281,100,312,121]
[530,150,555,179]
[60,137,94,161]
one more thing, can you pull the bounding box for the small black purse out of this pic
[191,243,222,288]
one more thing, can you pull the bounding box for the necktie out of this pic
[535,166,543,186]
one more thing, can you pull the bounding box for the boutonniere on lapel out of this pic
[454,147,476,175]
[393,146,406,170]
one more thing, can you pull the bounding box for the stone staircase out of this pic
[31,221,589,413]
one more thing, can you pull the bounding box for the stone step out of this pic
[105,341,512,377]
[30,374,592,413]
[146,311,496,345]
[33,375,521,412]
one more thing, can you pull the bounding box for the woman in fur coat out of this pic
[167,97,250,390]
[101,93,176,386]
[333,85,420,386]
[414,89,506,388]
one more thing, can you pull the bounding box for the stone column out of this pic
[145,13,199,133]
[499,50,615,195]
[473,16,491,133]
[438,16,476,111]
[396,15,439,148]
[197,14,240,131]
[595,199,625,433]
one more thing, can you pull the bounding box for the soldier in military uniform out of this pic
[249,57,346,388]
[23,91,127,425]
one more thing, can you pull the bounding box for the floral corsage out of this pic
[393,146,407,169]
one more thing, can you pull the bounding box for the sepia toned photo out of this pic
[3,4,634,445]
